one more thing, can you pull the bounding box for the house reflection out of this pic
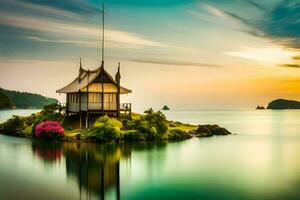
[32,141,167,200]
[63,142,131,200]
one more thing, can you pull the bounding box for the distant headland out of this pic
[267,99,300,110]
[0,87,58,109]
[257,99,300,110]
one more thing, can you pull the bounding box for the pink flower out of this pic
[35,121,64,138]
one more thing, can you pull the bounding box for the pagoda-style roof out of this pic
[56,65,132,94]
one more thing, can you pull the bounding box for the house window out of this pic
[86,93,116,103]
[104,93,116,103]
[89,93,101,103]
[69,93,79,103]
[110,93,116,102]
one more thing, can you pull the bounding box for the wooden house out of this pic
[56,61,132,127]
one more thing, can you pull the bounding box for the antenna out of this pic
[101,3,105,66]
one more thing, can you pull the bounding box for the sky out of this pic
[0,0,299,111]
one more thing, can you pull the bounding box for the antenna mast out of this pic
[101,3,105,65]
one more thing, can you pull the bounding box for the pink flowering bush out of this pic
[35,121,64,140]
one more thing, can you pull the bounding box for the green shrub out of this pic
[94,115,123,130]
[83,116,122,142]
[23,113,39,126]
[138,120,161,140]
[86,126,120,142]
[167,128,192,141]
[122,108,169,141]
[38,103,63,122]
[22,125,33,137]
[123,130,146,141]
[42,103,61,113]
[0,116,26,136]
[143,108,168,135]
[122,117,138,130]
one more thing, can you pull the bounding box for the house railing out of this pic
[120,103,132,115]
[66,102,131,113]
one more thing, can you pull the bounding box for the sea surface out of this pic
[0,109,300,200]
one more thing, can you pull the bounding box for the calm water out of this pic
[0,109,300,200]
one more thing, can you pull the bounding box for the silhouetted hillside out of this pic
[0,91,14,109]
[0,87,58,109]
[267,99,300,109]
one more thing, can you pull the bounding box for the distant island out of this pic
[162,105,170,110]
[256,105,265,110]
[0,87,58,109]
[267,99,300,110]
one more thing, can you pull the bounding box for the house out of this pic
[57,61,132,128]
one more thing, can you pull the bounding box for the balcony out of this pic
[66,102,131,114]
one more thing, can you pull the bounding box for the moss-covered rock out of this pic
[191,124,232,137]
[167,128,192,141]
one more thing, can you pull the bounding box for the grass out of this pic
[168,121,197,132]
[64,129,81,140]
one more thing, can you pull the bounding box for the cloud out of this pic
[201,1,300,50]
[103,0,195,7]
[130,58,221,68]
[24,36,96,47]
[24,35,151,49]
[201,3,228,19]
[201,1,300,68]
[18,0,101,16]
[0,12,165,48]
[244,0,267,12]
[1,0,83,21]
[224,46,298,66]
[280,64,300,68]
[0,0,167,49]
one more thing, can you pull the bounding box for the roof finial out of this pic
[115,62,121,83]
[79,57,83,83]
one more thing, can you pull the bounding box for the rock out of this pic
[256,105,265,110]
[193,126,213,137]
[267,99,300,109]
[190,124,232,137]
[162,105,170,110]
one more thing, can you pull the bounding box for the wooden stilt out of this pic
[86,113,88,129]
[79,112,82,129]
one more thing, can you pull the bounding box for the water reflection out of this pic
[32,141,64,163]
[31,140,167,200]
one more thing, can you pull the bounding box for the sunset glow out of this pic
[0,0,299,110]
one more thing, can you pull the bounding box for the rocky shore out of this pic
[189,124,232,137]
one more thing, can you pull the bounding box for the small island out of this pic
[0,66,232,142]
[256,105,265,110]
[267,99,300,110]
[0,103,232,142]
[162,105,170,110]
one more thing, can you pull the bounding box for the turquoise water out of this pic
[0,110,300,200]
